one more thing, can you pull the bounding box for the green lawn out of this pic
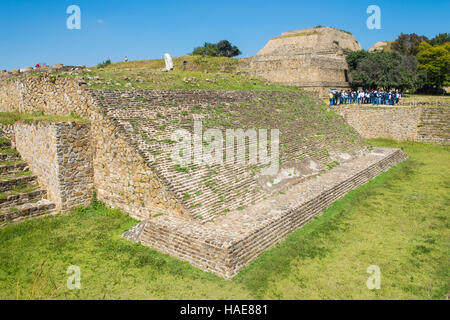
[0,111,86,126]
[0,140,448,300]
[22,56,302,92]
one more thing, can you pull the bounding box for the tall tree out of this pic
[192,42,219,56]
[392,33,429,56]
[216,40,242,58]
[417,42,450,91]
[347,51,418,90]
[346,50,370,71]
[192,40,241,58]
[430,33,450,46]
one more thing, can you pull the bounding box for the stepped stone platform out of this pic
[0,74,409,277]
[124,147,407,279]
[0,137,56,226]
[92,90,368,223]
[244,27,362,97]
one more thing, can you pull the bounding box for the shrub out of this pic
[192,43,219,57]
[192,40,241,58]
[97,59,112,69]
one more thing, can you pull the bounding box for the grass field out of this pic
[0,139,448,300]
[44,55,302,92]
[0,111,86,125]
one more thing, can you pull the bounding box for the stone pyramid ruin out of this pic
[245,27,362,97]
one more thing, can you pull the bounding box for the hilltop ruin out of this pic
[244,27,362,96]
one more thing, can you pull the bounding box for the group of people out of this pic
[329,89,402,106]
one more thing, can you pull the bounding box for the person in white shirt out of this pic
[358,91,364,104]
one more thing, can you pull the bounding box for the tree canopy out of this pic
[391,33,429,56]
[348,31,450,93]
[417,42,450,91]
[346,50,419,90]
[429,33,450,46]
[192,40,241,58]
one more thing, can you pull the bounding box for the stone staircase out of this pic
[0,137,56,226]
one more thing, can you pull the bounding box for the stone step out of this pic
[0,152,21,162]
[0,175,37,193]
[0,199,56,225]
[0,161,28,175]
[0,188,46,210]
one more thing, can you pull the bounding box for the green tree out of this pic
[346,50,370,71]
[417,42,450,91]
[192,40,241,57]
[192,42,220,56]
[429,33,450,46]
[391,33,429,56]
[216,40,241,58]
[347,51,418,90]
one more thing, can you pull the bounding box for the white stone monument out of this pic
[162,53,174,72]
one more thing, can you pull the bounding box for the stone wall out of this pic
[333,106,450,144]
[13,121,93,212]
[0,75,92,118]
[91,115,184,221]
[0,76,183,220]
[0,124,15,143]
[417,108,450,144]
[247,54,352,97]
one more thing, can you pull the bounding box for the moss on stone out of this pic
[0,111,88,125]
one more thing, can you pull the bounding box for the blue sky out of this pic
[1,0,449,71]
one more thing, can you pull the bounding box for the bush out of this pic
[97,59,112,69]
[192,43,220,57]
[216,40,241,58]
[192,40,241,58]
